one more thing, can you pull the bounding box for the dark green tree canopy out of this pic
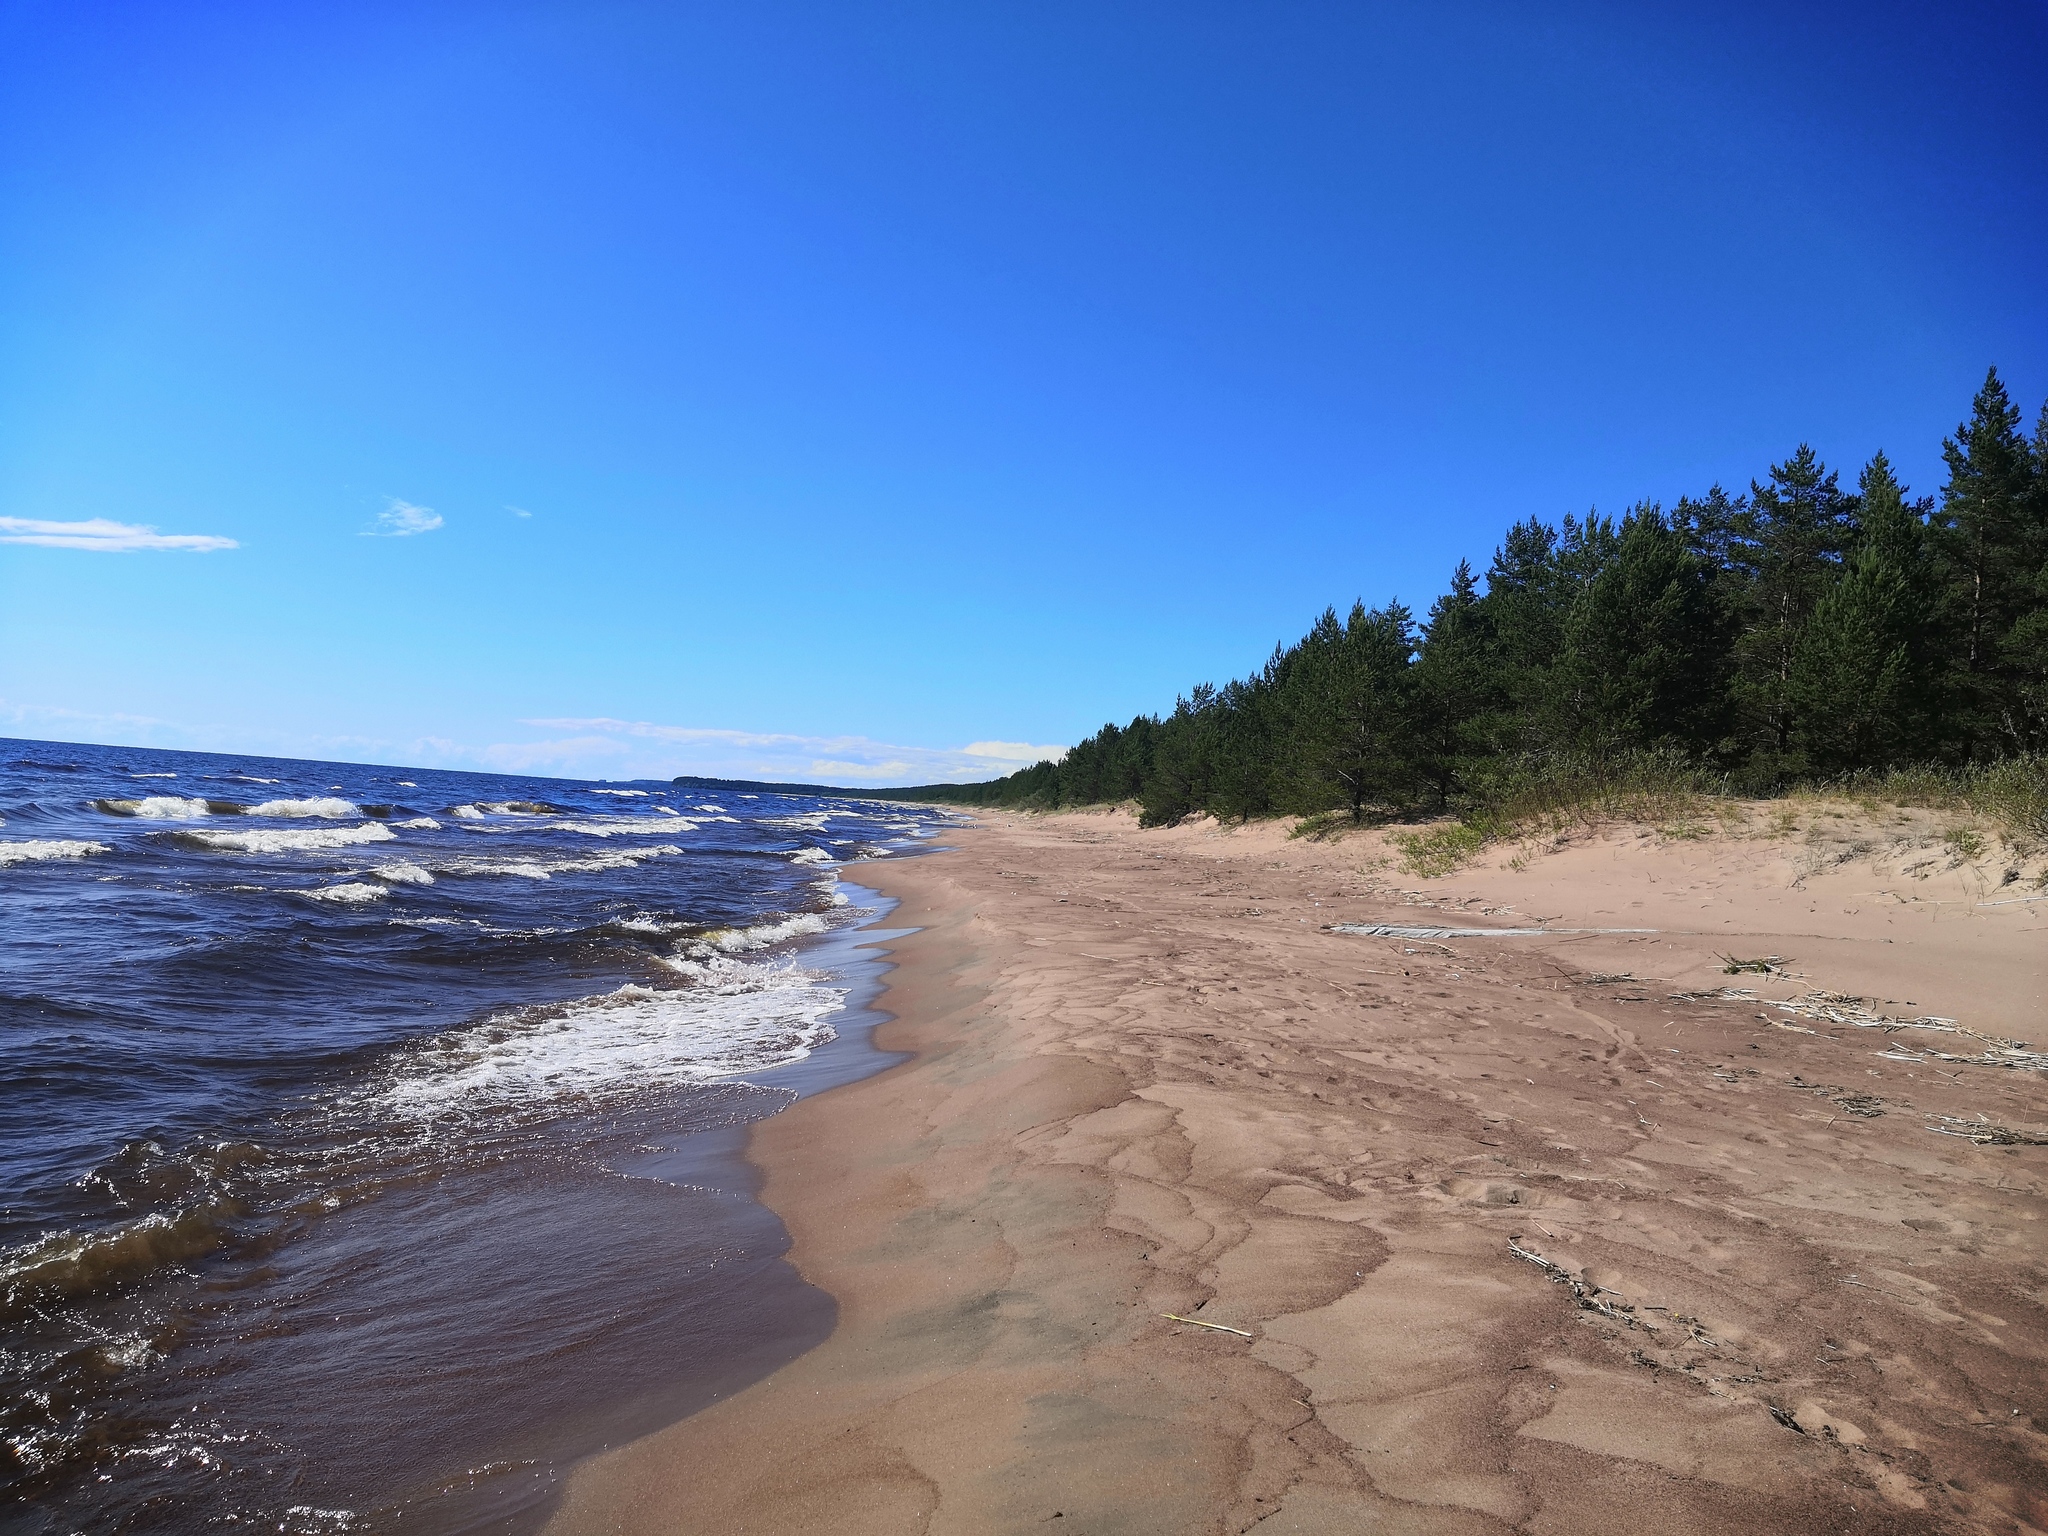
[901,370,2045,819]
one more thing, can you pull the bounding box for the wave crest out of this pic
[0,838,112,866]
[1,1206,231,1316]
[304,882,386,903]
[372,960,845,1116]
[184,823,398,854]
[245,797,360,819]
[95,796,211,819]
[688,912,833,954]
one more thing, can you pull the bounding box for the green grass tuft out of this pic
[1393,821,1488,877]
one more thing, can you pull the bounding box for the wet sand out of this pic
[547,806,2047,1535]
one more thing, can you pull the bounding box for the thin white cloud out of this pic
[476,736,633,773]
[0,707,1061,790]
[364,499,444,537]
[808,759,922,781]
[513,718,1067,784]
[506,505,533,518]
[963,739,1069,763]
[0,517,237,553]
[0,697,191,743]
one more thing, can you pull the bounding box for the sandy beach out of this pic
[547,805,2047,1535]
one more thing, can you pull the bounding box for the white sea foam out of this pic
[372,959,846,1115]
[690,912,833,954]
[229,775,282,784]
[592,788,648,797]
[693,804,726,813]
[99,796,211,819]
[187,823,398,854]
[0,839,112,866]
[786,846,833,865]
[372,862,435,885]
[435,845,684,880]
[759,812,833,831]
[305,882,385,903]
[131,773,178,779]
[549,816,699,837]
[395,817,441,830]
[245,797,360,819]
[448,801,558,819]
[613,915,677,934]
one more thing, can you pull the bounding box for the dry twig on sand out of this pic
[1785,1076,1885,1117]
[1160,1313,1253,1338]
[1701,988,2048,1073]
[1926,1114,2048,1146]
[1507,1238,1722,1349]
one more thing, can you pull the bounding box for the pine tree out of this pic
[1412,561,1494,805]
[1728,446,1857,775]
[1992,400,2048,749]
[1546,507,1730,757]
[1480,517,1567,743]
[1301,602,1418,821]
[1208,673,1281,823]
[1788,453,1940,769]
[1931,367,2038,751]
[1138,687,1218,827]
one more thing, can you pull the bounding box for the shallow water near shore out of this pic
[0,737,949,1531]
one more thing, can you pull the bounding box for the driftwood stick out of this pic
[1162,1313,1254,1338]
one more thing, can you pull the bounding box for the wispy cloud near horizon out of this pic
[0,710,1065,789]
[0,517,237,552]
[364,499,443,537]
[505,718,1067,784]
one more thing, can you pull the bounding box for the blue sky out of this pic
[2,2,2043,784]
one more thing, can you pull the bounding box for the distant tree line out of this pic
[888,369,2048,825]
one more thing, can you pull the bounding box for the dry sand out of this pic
[547,804,2047,1535]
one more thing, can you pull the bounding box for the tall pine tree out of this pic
[1932,367,2041,751]
[1412,561,1494,805]
[1728,446,1856,776]
[1788,453,1941,769]
[1545,507,1730,757]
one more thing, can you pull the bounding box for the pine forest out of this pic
[892,368,2048,831]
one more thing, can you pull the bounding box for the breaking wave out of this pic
[95,796,213,819]
[1,1204,233,1318]
[432,846,684,880]
[447,801,559,819]
[549,816,698,837]
[0,838,112,866]
[688,912,834,954]
[183,824,399,854]
[303,883,386,904]
[245,798,360,819]
[370,959,846,1118]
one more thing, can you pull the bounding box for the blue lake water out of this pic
[0,738,955,1531]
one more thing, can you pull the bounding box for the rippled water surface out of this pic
[0,739,955,1531]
